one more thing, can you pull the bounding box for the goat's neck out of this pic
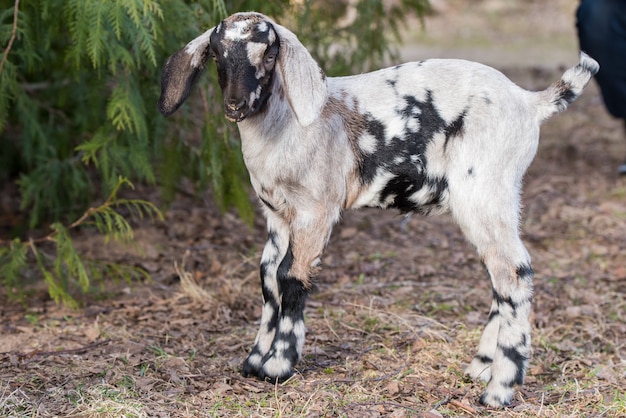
[238,89,299,144]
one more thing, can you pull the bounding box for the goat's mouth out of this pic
[225,113,247,123]
[224,102,251,123]
[224,109,249,123]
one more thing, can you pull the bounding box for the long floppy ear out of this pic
[271,22,328,127]
[158,27,215,116]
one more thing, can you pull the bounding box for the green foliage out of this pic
[0,0,429,305]
[1,177,161,307]
[1,0,226,226]
[0,239,27,290]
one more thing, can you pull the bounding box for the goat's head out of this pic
[158,12,328,127]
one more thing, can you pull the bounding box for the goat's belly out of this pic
[351,169,449,215]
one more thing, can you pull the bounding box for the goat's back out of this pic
[327,59,534,127]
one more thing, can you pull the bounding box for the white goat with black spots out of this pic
[158,12,598,407]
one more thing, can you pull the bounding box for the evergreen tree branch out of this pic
[0,0,20,76]
[1,176,163,306]
[0,177,161,246]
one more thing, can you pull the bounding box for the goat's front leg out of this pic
[242,212,291,379]
[242,209,336,382]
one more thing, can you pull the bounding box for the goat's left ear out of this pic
[272,23,328,127]
[158,27,215,116]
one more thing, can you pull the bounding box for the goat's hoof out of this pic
[241,351,264,376]
[241,367,294,384]
[479,385,514,408]
[241,352,295,383]
[241,358,259,379]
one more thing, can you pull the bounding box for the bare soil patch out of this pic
[1,1,625,416]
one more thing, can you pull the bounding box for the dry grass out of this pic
[1,292,622,417]
[1,248,624,417]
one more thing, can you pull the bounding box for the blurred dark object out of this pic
[577,0,626,174]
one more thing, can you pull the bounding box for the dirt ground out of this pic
[1,0,625,417]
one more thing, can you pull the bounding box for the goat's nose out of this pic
[227,98,247,111]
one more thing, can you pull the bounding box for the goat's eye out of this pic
[264,53,276,66]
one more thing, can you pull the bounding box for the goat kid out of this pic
[159,12,598,407]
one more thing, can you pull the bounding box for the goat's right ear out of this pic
[158,27,215,116]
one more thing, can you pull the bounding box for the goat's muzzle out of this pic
[224,98,249,123]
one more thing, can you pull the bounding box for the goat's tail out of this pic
[536,52,599,121]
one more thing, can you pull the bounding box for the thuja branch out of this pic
[68,177,136,230]
[1,177,162,246]
[0,176,162,306]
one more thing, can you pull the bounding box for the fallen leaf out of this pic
[135,376,156,392]
[84,323,100,342]
[212,382,233,395]
[384,380,400,395]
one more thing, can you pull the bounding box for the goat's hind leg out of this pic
[451,194,534,407]
[465,289,500,383]
[469,255,533,407]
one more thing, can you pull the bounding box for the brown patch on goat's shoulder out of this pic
[322,94,367,208]
[323,95,366,155]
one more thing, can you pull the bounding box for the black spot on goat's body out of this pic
[358,117,387,184]
[379,174,449,214]
[444,109,467,151]
[357,90,459,213]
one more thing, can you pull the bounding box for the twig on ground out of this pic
[449,399,479,415]
[0,340,110,361]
